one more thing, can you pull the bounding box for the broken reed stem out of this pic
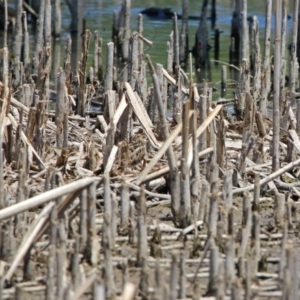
[173,13,179,68]
[87,182,98,265]
[77,29,91,116]
[137,187,147,266]
[79,188,87,251]
[207,239,219,296]
[272,0,282,171]
[180,0,188,65]
[191,111,201,221]
[102,174,116,299]
[0,145,4,209]
[230,156,300,195]
[169,253,179,300]
[239,192,252,258]
[13,0,23,60]
[260,0,272,115]
[0,177,100,221]
[120,182,129,233]
[53,0,62,38]
[33,0,45,74]
[55,68,66,148]
[180,100,191,227]
[290,0,299,107]
[105,42,114,92]
[4,202,55,282]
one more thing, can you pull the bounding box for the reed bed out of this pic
[0,0,300,299]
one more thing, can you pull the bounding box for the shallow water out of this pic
[6,1,296,94]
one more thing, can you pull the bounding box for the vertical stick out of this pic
[281,0,287,69]
[33,0,45,74]
[245,260,252,300]
[140,60,147,105]
[13,0,22,60]
[44,0,51,47]
[69,0,84,35]
[44,0,52,100]
[105,42,114,92]
[167,33,174,74]
[273,0,282,171]
[63,112,68,148]
[173,13,179,68]
[231,279,242,299]
[0,145,3,209]
[128,201,137,245]
[102,179,116,299]
[64,35,72,76]
[57,223,67,300]
[93,279,105,299]
[274,192,285,229]
[122,0,131,62]
[77,30,91,116]
[138,13,143,65]
[225,235,235,290]
[180,101,191,227]
[87,182,98,266]
[15,285,24,300]
[139,258,148,299]
[240,0,249,61]
[94,31,103,82]
[15,148,27,238]
[129,33,139,89]
[179,254,186,299]
[199,82,207,151]
[3,0,7,48]
[208,165,219,238]
[290,0,299,107]
[119,182,129,234]
[260,0,272,115]
[191,112,201,221]
[223,169,233,212]
[169,253,179,300]
[22,11,29,69]
[195,0,208,80]
[251,212,260,275]
[146,55,180,226]
[55,69,66,148]
[53,0,61,38]
[207,239,219,296]
[79,189,87,250]
[46,207,57,300]
[198,179,209,223]
[286,245,298,300]
[211,0,216,28]
[173,68,182,124]
[180,0,188,65]
[71,236,80,287]
[221,66,227,98]
[239,193,252,258]
[252,16,261,103]
[111,192,117,247]
[253,173,261,212]
[230,1,241,66]
[278,223,288,281]
[156,64,167,113]
[137,187,147,267]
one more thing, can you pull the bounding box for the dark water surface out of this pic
[65,1,293,77]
